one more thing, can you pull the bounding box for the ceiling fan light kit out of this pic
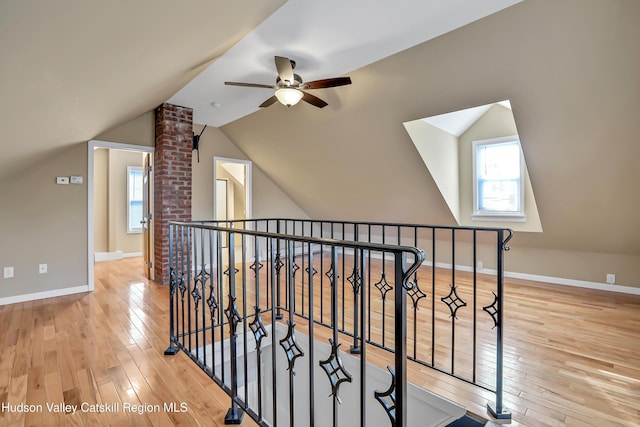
[225,56,352,109]
[275,87,303,107]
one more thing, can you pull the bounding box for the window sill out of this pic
[472,213,526,223]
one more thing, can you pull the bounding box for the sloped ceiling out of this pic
[0,0,288,181]
[222,0,640,255]
[1,0,638,258]
[169,0,523,127]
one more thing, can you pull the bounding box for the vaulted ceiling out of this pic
[0,0,287,181]
[1,0,639,258]
[168,0,522,127]
[221,0,640,255]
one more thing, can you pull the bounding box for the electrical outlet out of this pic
[4,267,14,279]
[39,264,47,274]
[477,261,483,270]
[606,274,616,284]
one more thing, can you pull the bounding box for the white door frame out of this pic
[87,140,154,291]
[213,157,253,222]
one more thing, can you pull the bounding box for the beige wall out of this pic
[95,111,156,148]
[222,0,640,288]
[0,112,154,299]
[0,143,88,297]
[0,111,309,301]
[192,125,309,221]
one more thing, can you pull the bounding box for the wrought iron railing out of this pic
[164,219,513,426]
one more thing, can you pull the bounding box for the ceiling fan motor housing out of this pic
[276,74,303,87]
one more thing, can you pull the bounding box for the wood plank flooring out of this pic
[0,258,258,427]
[1,257,639,426]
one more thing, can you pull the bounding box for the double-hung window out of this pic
[127,166,143,233]
[472,136,525,221]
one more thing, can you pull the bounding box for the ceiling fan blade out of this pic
[275,56,294,84]
[225,81,275,89]
[259,95,278,108]
[301,77,352,90]
[301,92,328,108]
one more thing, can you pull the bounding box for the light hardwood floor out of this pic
[0,258,258,427]
[0,257,638,426]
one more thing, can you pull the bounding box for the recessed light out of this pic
[210,102,222,108]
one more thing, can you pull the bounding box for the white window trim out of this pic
[472,135,526,222]
[127,166,143,234]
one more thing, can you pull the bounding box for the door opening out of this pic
[213,157,252,223]
[213,157,253,261]
[88,140,154,290]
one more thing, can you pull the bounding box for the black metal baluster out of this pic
[349,239,361,354]
[164,224,179,356]
[217,230,225,384]
[431,227,436,366]
[320,226,324,325]
[487,229,512,420]
[393,250,419,427]
[224,232,243,424]
[381,227,387,348]
[276,222,283,319]
[194,230,201,362]
[242,234,249,410]
[307,243,316,427]
[269,237,278,427]
[179,225,186,349]
[208,229,217,378]
[359,248,368,427]
[451,229,455,374]
[472,230,477,385]
[284,221,289,313]
[341,223,345,331]
[301,223,306,317]
[368,225,372,343]
[412,227,419,359]
[200,228,207,371]
[187,227,193,353]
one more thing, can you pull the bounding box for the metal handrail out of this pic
[164,218,512,425]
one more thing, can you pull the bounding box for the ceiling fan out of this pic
[225,56,352,109]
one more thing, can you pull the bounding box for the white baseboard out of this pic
[319,250,640,296]
[503,270,640,295]
[95,251,142,262]
[423,260,640,296]
[0,285,90,306]
[123,252,143,258]
[95,251,123,262]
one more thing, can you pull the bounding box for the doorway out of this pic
[213,157,252,223]
[88,140,154,291]
[213,157,252,261]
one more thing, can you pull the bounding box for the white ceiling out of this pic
[423,100,512,137]
[168,0,523,127]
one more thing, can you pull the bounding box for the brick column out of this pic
[154,103,193,285]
